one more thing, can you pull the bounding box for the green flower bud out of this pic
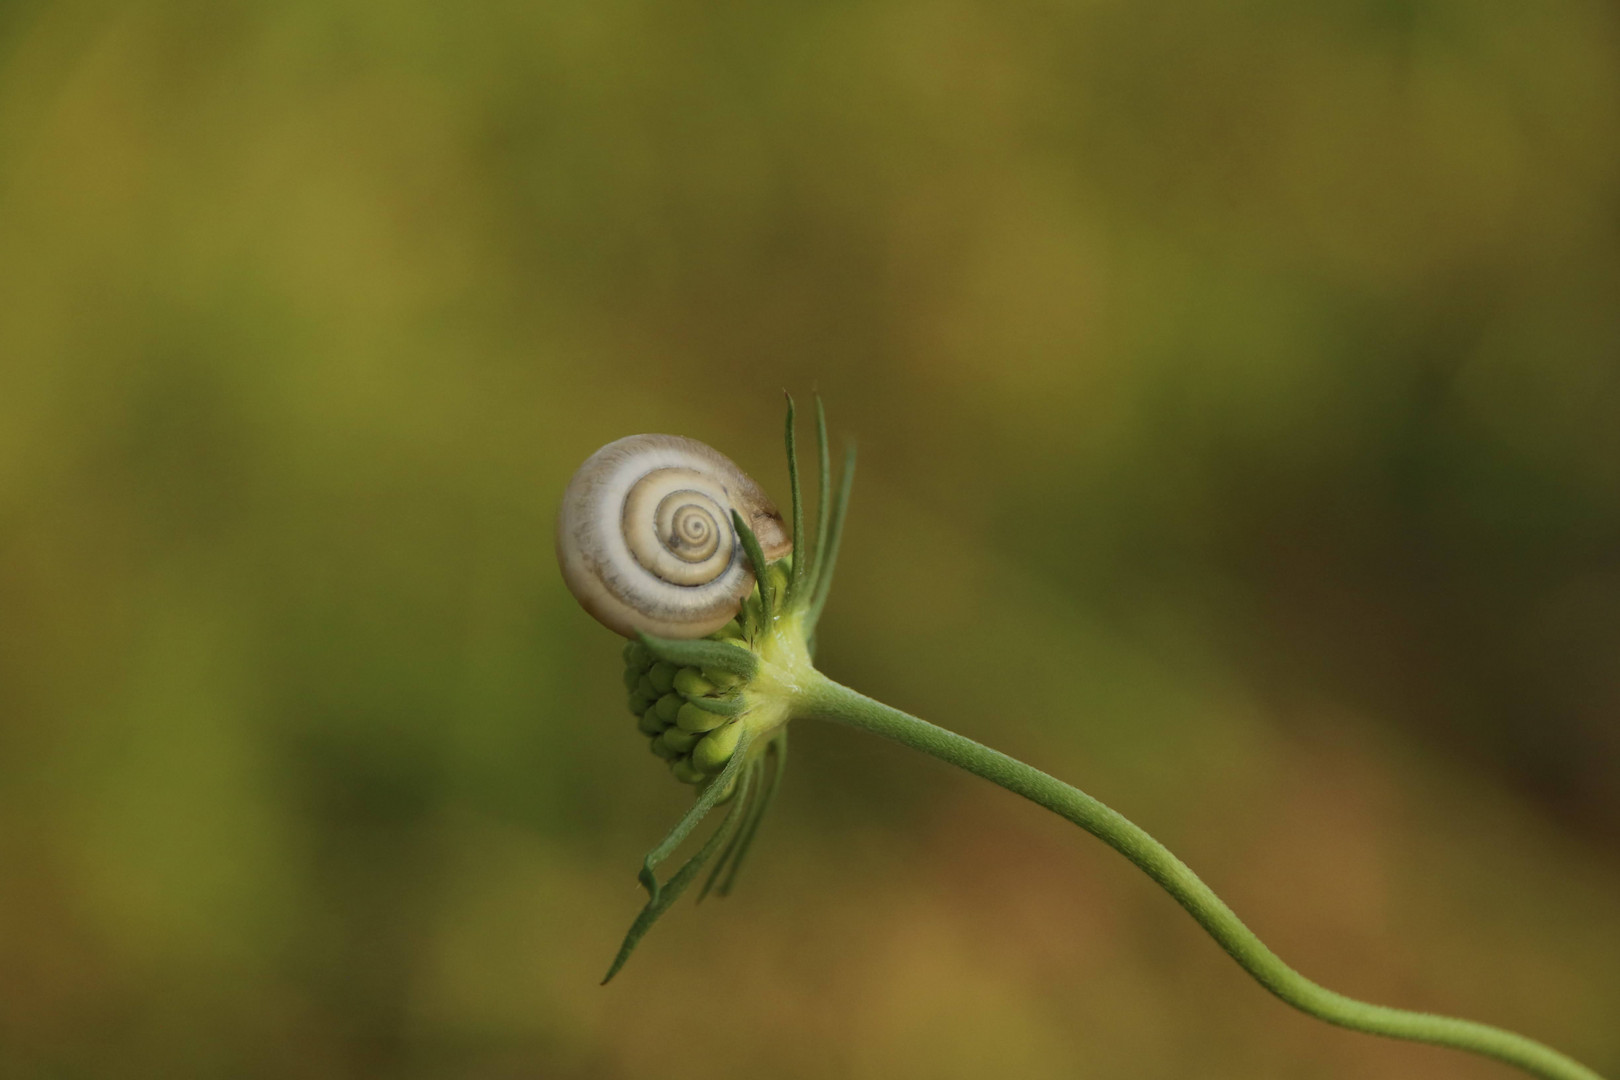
[715,620,745,640]
[654,693,684,723]
[702,668,743,690]
[673,668,716,698]
[637,706,666,736]
[691,721,742,773]
[636,673,658,699]
[647,662,678,695]
[658,726,700,754]
[675,701,727,733]
[623,640,654,672]
[622,666,643,692]
[649,736,681,760]
[670,758,706,785]
[628,692,655,717]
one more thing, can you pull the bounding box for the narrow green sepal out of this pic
[717,729,787,897]
[806,441,855,632]
[699,758,761,903]
[809,394,832,600]
[602,765,756,984]
[633,729,757,906]
[730,510,774,626]
[783,394,807,608]
[638,632,759,678]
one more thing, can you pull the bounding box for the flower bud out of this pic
[658,727,700,754]
[675,701,727,733]
[692,722,742,773]
[702,668,743,690]
[637,706,666,736]
[622,640,653,672]
[628,691,656,717]
[673,668,716,698]
[647,662,678,695]
[670,758,706,785]
[654,693,684,724]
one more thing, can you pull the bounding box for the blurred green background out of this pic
[2,1,1618,1077]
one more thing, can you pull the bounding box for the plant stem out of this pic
[798,674,1606,1080]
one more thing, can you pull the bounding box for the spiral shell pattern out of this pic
[557,434,791,638]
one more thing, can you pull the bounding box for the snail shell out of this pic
[556,433,792,639]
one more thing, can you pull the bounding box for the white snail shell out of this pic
[556,433,792,639]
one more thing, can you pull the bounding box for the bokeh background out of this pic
[2,1,1618,1077]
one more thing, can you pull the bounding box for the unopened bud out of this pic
[637,706,666,737]
[673,668,716,698]
[658,727,700,755]
[622,640,653,672]
[670,758,706,785]
[676,701,727,733]
[647,662,678,695]
[692,722,743,773]
[702,668,743,690]
[654,693,684,724]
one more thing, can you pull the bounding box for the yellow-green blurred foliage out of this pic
[2,1,1618,1077]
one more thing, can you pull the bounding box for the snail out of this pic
[556,433,792,639]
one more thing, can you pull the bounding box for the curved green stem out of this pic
[798,674,1606,1080]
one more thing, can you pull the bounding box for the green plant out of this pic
[555,397,1605,1080]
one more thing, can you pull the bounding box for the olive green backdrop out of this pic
[1,1,1617,1077]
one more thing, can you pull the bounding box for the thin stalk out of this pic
[798,674,1606,1080]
